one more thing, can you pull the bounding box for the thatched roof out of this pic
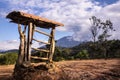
[6,11,64,28]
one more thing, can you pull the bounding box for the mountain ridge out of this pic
[56,36,81,48]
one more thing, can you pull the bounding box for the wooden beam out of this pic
[31,56,48,60]
[32,47,50,53]
[34,29,52,37]
[7,11,64,27]
[33,38,50,45]
[27,22,33,61]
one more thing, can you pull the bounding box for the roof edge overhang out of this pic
[6,11,64,28]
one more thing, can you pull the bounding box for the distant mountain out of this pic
[0,49,18,53]
[56,36,81,48]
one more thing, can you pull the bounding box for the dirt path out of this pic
[0,59,120,80]
[0,65,14,80]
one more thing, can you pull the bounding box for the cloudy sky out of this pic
[0,0,120,50]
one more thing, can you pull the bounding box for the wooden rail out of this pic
[34,29,52,37]
[33,38,50,45]
[32,47,50,53]
[31,56,48,60]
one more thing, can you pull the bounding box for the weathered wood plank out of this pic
[31,56,48,60]
[7,11,64,27]
[32,47,50,53]
[33,38,50,45]
[34,29,52,37]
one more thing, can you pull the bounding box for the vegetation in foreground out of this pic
[0,52,18,65]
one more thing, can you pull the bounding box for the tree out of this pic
[89,16,102,58]
[98,20,115,59]
[98,20,114,41]
[89,16,115,59]
[89,16,101,43]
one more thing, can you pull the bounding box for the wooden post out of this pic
[32,24,35,40]
[23,25,27,62]
[17,24,25,65]
[48,27,55,62]
[27,22,33,61]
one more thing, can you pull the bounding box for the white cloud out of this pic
[0,0,120,42]
[95,0,120,40]
[0,40,19,51]
[0,40,41,51]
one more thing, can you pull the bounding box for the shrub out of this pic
[0,53,18,65]
[75,50,89,59]
[67,56,74,60]
[54,57,65,61]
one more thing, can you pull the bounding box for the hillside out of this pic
[0,59,120,80]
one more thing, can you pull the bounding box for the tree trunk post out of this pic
[27,22,33,62]
[48,27,55,62]
[17,24,25,65]
[23,25,27,62]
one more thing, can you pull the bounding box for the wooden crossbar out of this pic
[33,38,50,45]
[31,56,48,60]
[32,47,50,53]
[34,29,52,37]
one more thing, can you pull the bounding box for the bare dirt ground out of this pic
[0,59,120,80]
[0,65,14,80]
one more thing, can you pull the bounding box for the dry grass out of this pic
[0,59,120,80]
